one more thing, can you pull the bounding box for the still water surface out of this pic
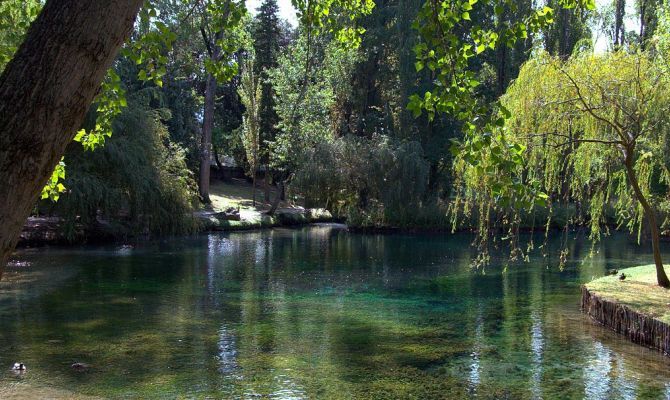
[1,225,669,399]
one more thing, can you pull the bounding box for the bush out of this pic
[291,135,449,228]
[47,97,199,240]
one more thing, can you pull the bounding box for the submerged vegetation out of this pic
[4,229,670,398]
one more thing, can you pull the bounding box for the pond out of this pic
[0,225,669,399]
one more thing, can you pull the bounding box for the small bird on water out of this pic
[11,362,26,372]
[619,273,627,281]
[71,362,89,372]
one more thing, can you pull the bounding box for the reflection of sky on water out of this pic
[584,341,612,400]
[582,342,639,400]
[468,304,483,393]
[269,374,306,399]
[530,310,544,400]
[218,325,240,377]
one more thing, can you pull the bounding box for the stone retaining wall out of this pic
[581,285,670,355]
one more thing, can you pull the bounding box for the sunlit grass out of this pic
[586,264,670,323]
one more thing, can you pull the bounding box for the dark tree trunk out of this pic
[496,39,507,96]
[264,166,271,203]
[0,0,143,280]
[252,172,257,207]
[213,144,224,174]
[639,0,648,43]
[199,31,222,204]
[267,181,284,215]
[614,0,626,48]
[559,7,570,58]
[199,73,216,203]
[624,148,670,288]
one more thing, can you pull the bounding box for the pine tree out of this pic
[252,0,282,200]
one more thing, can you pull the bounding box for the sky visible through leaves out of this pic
[244,0,640,53]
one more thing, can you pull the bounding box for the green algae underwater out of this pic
[1,225,670,399]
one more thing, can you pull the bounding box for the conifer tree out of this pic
[252,0,282,200]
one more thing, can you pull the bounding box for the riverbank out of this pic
[581,265,670,354]
[196,207,334,231]
[17,179,335,248]
[17,178,670,246]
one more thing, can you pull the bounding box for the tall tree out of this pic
[543,0,592,58]
[252,0,282,141]
[252,0,282,201]
[200,29,223,203]
[0,0,143,279]
[495,53,670,286]
[615,0,626,47]
[239,56,262,206]
[637,0,660,47]
[197,0,246,203]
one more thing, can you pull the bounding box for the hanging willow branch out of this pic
[455,50,670,286]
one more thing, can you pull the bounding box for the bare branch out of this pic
[559,68,628,144]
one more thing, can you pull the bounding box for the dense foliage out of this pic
[6,0,670,284]
[50,92,198,240]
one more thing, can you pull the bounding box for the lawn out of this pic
[585,265,670,323]
[207,178,293,213]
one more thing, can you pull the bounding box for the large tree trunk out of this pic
[624,149,670,288]
[0,0,143,280]
[264,166,271,203]
[199,72,217,203]
[252,172,257,207]
[199,32,222,204]
[614,0,626,48]
[267,181,284,215]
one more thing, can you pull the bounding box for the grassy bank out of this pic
[582,265,670,354]
[585,265,670,324]
[198,179,333,231]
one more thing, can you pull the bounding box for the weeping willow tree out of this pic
[462,51,670,287]
[238,56,262,206]
[52,93,199,239]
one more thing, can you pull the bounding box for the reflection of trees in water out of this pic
[529,264,544,400]
[4,227,670,397]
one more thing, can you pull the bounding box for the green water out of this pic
[1,225,670,399]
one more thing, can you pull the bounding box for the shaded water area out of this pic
[1,225,670,399]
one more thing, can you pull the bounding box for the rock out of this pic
[275,209,308,225]
[306,208,333,222]
[214,207,240,221]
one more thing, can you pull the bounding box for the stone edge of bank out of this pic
[581,285,670,355]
